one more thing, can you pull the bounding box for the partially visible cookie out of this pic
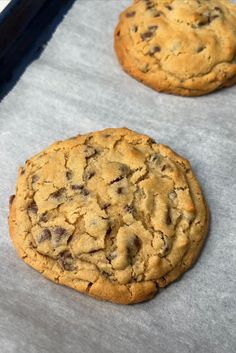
[9,128,208,304]
[114,0,236,96]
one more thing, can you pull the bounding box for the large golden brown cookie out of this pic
[9,128,208,304]
[114,0,236,96]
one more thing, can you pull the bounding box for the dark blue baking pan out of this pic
[0,0,75,98]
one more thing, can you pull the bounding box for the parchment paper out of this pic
[0,1,235,352]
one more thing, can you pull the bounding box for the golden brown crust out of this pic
[8,128,209,304]
[114,0,236,96]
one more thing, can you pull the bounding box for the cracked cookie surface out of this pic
[114,0,236,96]
[9,128,208,304]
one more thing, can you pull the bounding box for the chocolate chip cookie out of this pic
[114,0,236,96]
[9,128,208,304]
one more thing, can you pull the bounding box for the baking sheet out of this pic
[0,1,236,352]
[0,0,11,12]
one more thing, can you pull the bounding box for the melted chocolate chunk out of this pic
[27,201,38,214]
[54,227,66,236]
[153,11,161,17]
[165,208,172,225]
[131,25,138,33]
[149,45,161,55]
[66,170,73,180]
[80,187,89,196]
[32,175,39,184]
[117,187,123,194]
[9,195,15,207]
[71,184,89,196]
[214,6,222,13]
[58,251,75,271]
[197,46,205,53]
[165,4,173,11]
[38,229,51,243]
[51,188,66,199]
[148,25,158,31]
[60,250,72,259]
[39,213,48,223]
[126,11,136,17]
[106,224,112,235]
[141,31,154,41]
[127,235,141,263]
[71,184,83,190]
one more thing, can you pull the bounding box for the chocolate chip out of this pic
[38,229,51,243]
[148,25,158,31]
[51,188,66,199]
[65,170,73,180]
[39,213,48,223]
[133,236,141,250]
[126,11,136,17]
[60,250,72,259]
[9,195,15,207]
[101,270,110,278]
[197,46,205,53]
[149,45,161,55]
[103,134,111,138]
[29,241,36,249]
[141,31,154,41]
[153,11,162,17]
[32,175,39,184]
[54,227,66,236]
[101,202,111,210]
[120,164,129,175]
[165,4,173,11]
[81,187,89,196]
[214,6,222,13]
[27,201,38,214]
[20,168,25,175]
[117,187,123,194]
[131,25,138,33]
[127,235,141,261]
[71,184,83,190]
[106,224,112,235]
[84,170,95,181]
[165,208,172,225]
[71,184,89,196]
[146,4,154,10]
[116,30,120,37]
[58,251,75,271]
